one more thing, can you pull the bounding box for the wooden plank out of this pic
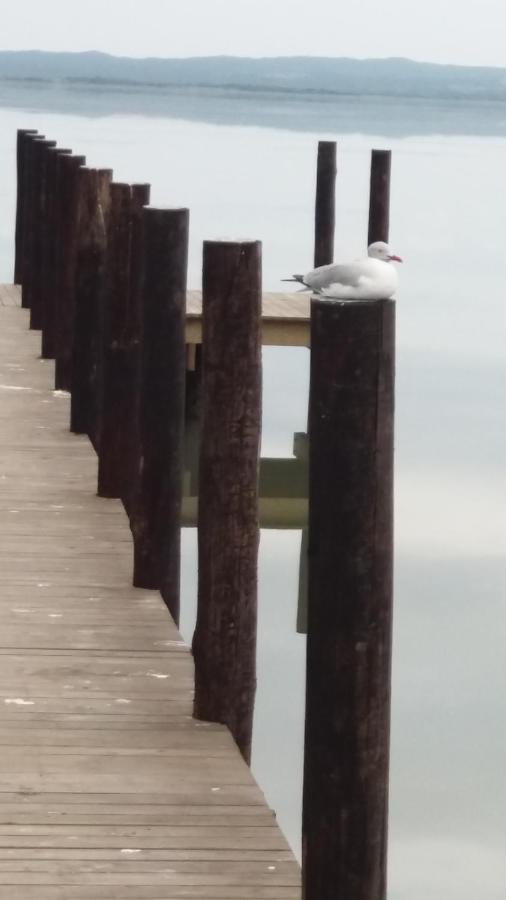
[0,300,301,896]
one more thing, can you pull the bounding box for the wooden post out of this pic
[71,168,112,440]
[98,183,151,500]
[122,183,151,515]
[19,131,43,307]
[302,297,395,900]
[41,148,72,359]
[97,183,133,497]
[14,128,38,286]
[22,135,50,315]
[368,149,391,246]
[30,138,57,331]
[314,140,337,268]
[192,239,262,764]
[53,154,88,391]
[131,206,188,628]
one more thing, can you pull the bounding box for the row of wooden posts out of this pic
[13,128,394,900]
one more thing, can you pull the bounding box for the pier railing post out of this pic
[368,149,391,245]
[29,138,57,331]
[122,183,151,515]
[14,128,38,287]
[71,167,112,441]
[97,181,151,501]
[302,296,395,900]
[130,207,188,627]
[54,154,87,391]
[41,147,72,359]
[192,239,262,764]
[314,140,337,268]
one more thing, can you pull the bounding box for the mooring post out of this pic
[98,182,133,497]
[54,153,87,391]
[192,239,262,764]
[131,206,188,627]
[98,183,151,503]
[19,131,42,307]
[23,135,50,316]
[122,183,151,516]
[41,148,72,359]
[30,138,57,331]
[368,149,391,245]
[14,128,38,286]
[302,296,395,900]
[71,167,112,441]
[314,140,337,268]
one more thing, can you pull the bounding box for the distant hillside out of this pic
[2,51,506,99]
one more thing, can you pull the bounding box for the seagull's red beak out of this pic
[388,254,403,263]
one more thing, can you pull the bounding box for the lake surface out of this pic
[1,83,505,900]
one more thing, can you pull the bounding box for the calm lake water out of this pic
[1,82,506,900]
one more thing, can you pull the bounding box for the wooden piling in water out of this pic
[302,296,395,900]
[71,167,112,441]
[314,140,337,268]
[192,239,262,764]
[14,128,38,286]
[368,149,391,245]
[131,207,188,627]
[41,148,73,359]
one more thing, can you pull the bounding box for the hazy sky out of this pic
[2,0,506,67]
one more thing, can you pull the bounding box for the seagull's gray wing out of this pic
[304,261,364,291]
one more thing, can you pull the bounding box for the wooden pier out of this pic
[1,129,396,900]
[0,284,300,897]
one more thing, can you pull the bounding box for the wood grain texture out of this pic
[0,297,300,897]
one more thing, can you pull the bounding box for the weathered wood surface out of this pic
[186,290,309,346]
[0,285,300,898]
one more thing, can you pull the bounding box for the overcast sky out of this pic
[1,0,506,67]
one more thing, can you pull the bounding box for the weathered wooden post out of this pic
[368,149,391,245]
[97,182,132,494]
[29,138,57,331]
[314,140,337,267]
[71,167,112,441]
[131,207,188,627]
[41,147,72,359]
[302,297,395,900]
[54,154,87,391]
[23,135,53,317]
[98,182,151,501]
[19,131,42,307]
[192,239,262,764]
[14,128,38,286]
[122,183,151,515]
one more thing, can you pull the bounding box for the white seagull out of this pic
[283,241,403,300]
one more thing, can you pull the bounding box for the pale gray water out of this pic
[1,85,505,899]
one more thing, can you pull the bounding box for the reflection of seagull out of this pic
[282,241,403,300]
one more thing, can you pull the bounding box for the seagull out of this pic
[282,241,402,300]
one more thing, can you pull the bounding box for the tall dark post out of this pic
[41,148,72,359]
[71,168,112,441]
[22,135,50,314]
[19,131,43,307]
[54,154,89,391]
[98,183,151,501]
[131,207,188,628]
[29,138,57,331]
[98,183,133,497]
[14,128,38,286]
[192,239,262,764]
[122,183,151,515]
[314,140,337,268]
[368,149,391,246]
[302,297,395,900]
